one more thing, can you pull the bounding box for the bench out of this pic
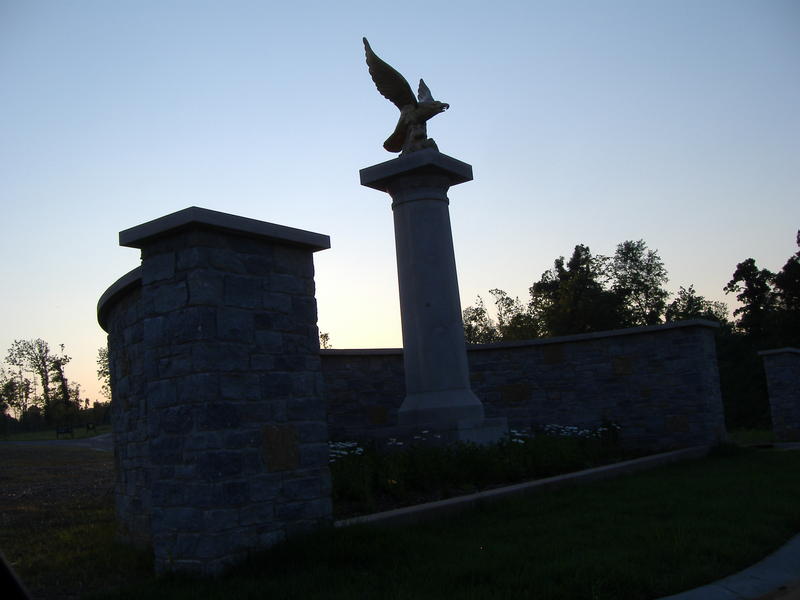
[56,426,73,439]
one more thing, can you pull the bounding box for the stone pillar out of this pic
[98,207,332,574]
[759,348,800,442]
[361,149,506,442]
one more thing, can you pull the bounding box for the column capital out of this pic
[360,149,473,193]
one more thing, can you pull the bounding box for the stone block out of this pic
[158,355,192,378]
[152,507,202,531]
[224,275,261,308]
[195,451,243,481]
[242,253,274,276]
[270,273,306,295]
[142,252,175,284]
[149,435,184,465]
[261,424,299,471]
[287,397,328,421]
[220,373,260,402]
[249,475,282,502]
[160,405,194,435]
[261,373,293,398]
[293,421,329,443]
[298,442,330,468]
[203,509,239,531]
[262,292,292,314]
[218,307,254,342]
[143,316,165,344]
[147,379,177,409]
[197,403,241,431]
[186,270,224,305]
[192,343,250,373]
[282,476,323,500]
[152,281,188,314]
[224,429,260,450]
[239,503,275,526]
[221,480,250,506]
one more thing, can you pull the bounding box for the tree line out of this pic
[462,232,800,429]
[0,340,110,431]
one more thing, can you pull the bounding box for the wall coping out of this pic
[319,319,721,357]
[97,266,142,332]
[759,347,800,356]
[119,206,331,251]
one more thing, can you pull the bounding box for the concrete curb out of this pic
[335,445,710,529]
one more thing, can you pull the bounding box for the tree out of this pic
[723,258,776,338]
[463,295,500,344]
[771,230,800,346]
[318,332,332,350]
[529,244,625,336]
[5,339,72,423]
[490,289,540,340]
[97,346,111,399]
[665,285,728,324]
[49,344,74,407]
[605,240,669,326]
[6,339,53,418]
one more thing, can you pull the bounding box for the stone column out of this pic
[759,348,800,441]
[361,149,506,442]
[98,207,332,574]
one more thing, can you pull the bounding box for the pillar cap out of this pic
[360,149,473,192]
[119,206,330,251]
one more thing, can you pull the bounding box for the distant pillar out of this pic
[759,348,800,442]
[361,149,505,442]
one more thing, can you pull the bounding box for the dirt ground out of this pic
[0,442,119,599]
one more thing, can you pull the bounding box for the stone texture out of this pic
[760,348,800,441]
[98,208,332,575]
[321,321,727,452]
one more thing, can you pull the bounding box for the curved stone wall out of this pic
[98,207,332,574]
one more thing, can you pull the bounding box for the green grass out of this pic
[87,446,800,600]
[0,423,111,441]
[727,428,776,445]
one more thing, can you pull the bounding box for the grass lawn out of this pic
[2,442,799,599]
[0,424,112,442]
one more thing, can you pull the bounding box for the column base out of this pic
[398,389,485,427]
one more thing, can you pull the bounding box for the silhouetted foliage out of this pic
[97,346,111,399]
[605,239,669,326]
[530,244,626,336]
[2,339,83,425]
[464,240,672,341]
[665,285,729,324]
[724,229,800,348]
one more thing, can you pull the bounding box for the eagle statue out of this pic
[363,37,450,154]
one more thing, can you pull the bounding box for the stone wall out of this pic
[759,348,800,441]
[98,207,331,574]
[322,320,726,451]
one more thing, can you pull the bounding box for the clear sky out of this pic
[1,0,798,403]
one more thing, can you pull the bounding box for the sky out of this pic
[1,0,798,403]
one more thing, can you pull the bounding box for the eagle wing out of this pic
[363,37,417,110]
[418,79,434,103]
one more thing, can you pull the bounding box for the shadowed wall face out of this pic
[99,208,331,575]
[322,322,727,451]
[760,349,800,442]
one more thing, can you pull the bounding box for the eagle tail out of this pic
[383,123,405,153]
